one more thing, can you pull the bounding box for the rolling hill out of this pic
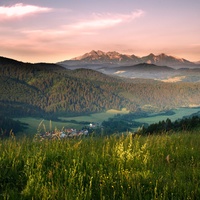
[98,63,200,82]
[1,56,200,118]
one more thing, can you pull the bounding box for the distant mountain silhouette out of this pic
[70,50,140,64]
[59,50,198,68]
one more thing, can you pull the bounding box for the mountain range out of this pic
[58,50,200,82]
[59,50,198,69]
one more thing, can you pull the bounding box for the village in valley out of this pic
[38,123,99,140]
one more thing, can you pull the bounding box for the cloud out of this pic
[10,9,145,57]
[0,9,145,62]
[0,3,52,18]
[69,10,144,31]
[22,10,144,39]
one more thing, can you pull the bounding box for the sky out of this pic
[0,0,199,63]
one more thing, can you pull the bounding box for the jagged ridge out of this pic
[65,50,196,67]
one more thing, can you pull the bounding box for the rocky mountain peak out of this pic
[65,50,197,68]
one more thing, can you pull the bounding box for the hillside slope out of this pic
[1,56,200,118]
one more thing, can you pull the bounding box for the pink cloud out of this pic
[70,10,144,30]
[2,9,144,41]
[0,9,145,62]
[0,3,52,18]
[11,9,145,55]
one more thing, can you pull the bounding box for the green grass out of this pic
[59,108,129,122]
[14,117,83,135]
[135,107,200,125]
[15,109,129,135]
[0,132,200,199]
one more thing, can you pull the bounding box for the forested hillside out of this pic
[1,56,200,118]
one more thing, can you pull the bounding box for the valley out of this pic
[134,106,200,125]
[14,106,200,135]
[1,53,200,136]
[14,109,129,135]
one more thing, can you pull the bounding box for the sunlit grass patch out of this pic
[0,132,200,199]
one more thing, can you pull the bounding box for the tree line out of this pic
[141,116,200,134]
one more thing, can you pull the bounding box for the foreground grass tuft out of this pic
[0,132,200,199]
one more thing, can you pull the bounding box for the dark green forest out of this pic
[1,56,200,119]
[141,115,200,134]
[0,116,27,138]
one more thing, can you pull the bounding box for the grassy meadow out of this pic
[135,107,200,125]
[59,108,129,123]
[1,132,200,199]
[15,109,129,135]
[14,117,83,135]
[15,107,200,136]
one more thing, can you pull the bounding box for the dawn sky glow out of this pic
[0,0,199,63]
